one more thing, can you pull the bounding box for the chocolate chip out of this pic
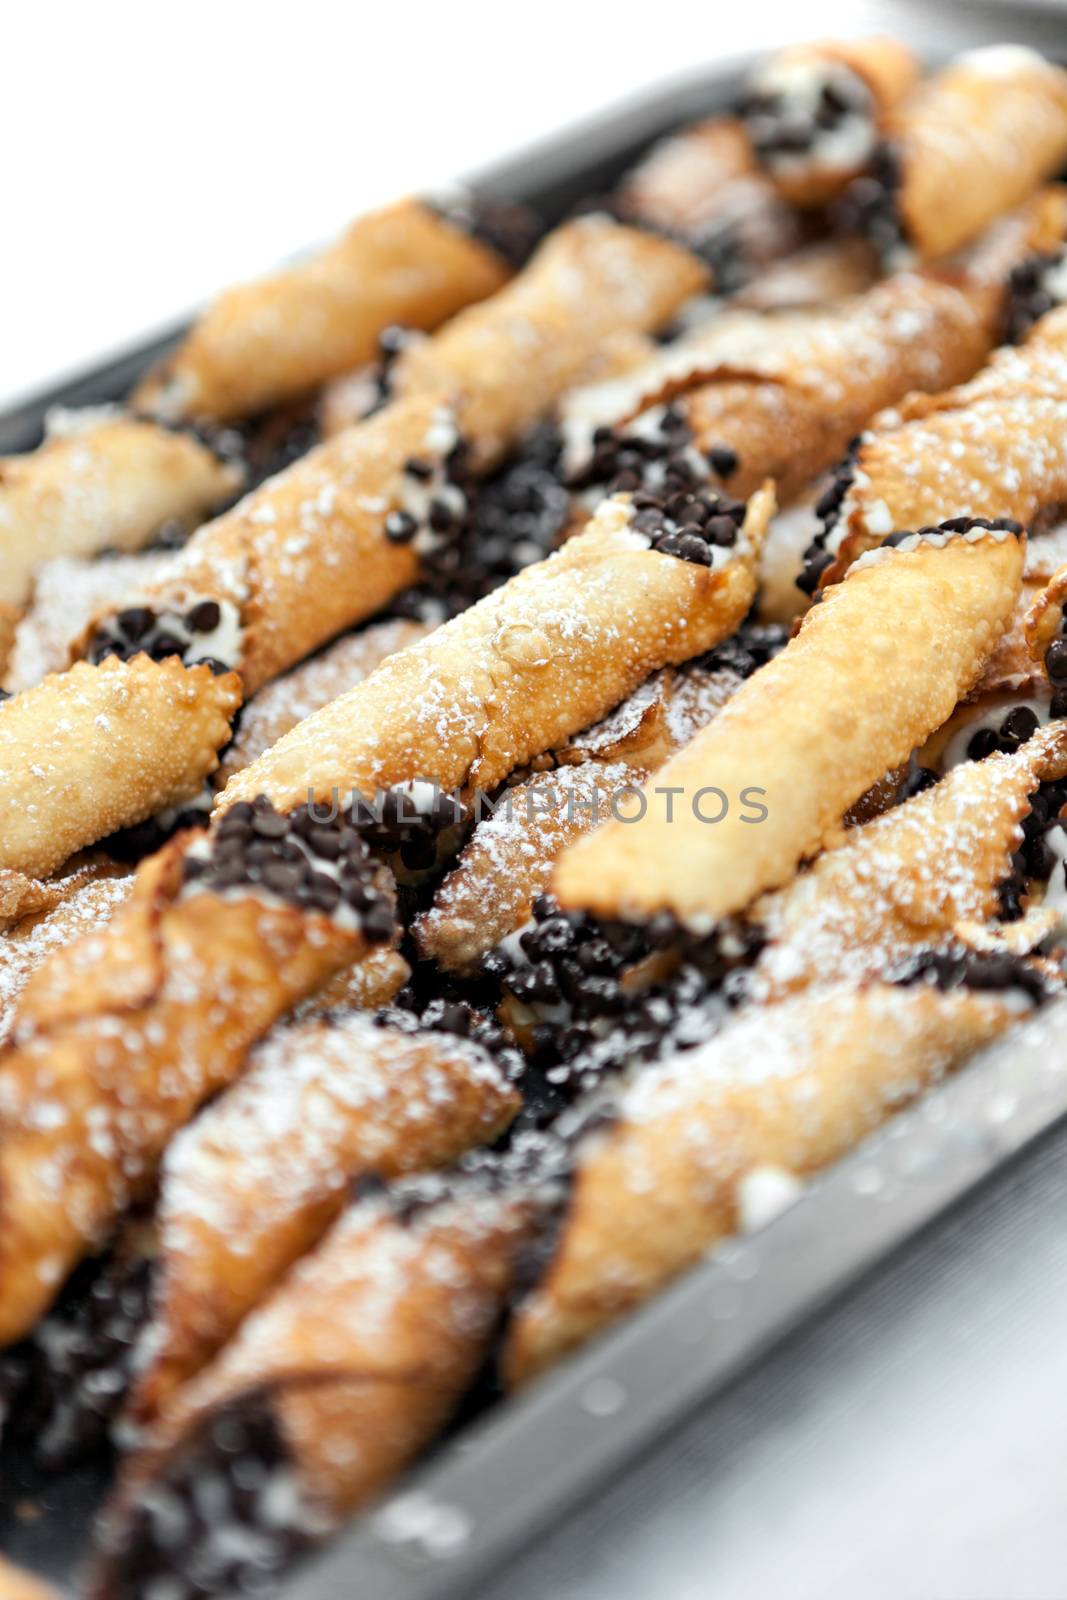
[404,457,434,481]
[251,810,289,839]
[384,510,419,544]
[185,600,221,633]
[966,727,1000,761]
[116,606,154,642]
[708,445,738,478]
[1046,639,1067,686]
[150,632,185,660]
[705,514,738,547]
[261,861,304,895]
[1001,706,1041,748]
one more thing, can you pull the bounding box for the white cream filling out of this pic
[182,827,364,933]
[98,593,243,669]
[849,524,1013,574]
[394,407,466,554]
[938,697,1051,772]
[748,59,875,177]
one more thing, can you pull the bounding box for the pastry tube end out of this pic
[215,481,774,818]
[0,657,241,880]
[133,197,517,423]
[128,1012,520,1424]
[504,981,1021,1384]
[80,393,452,697]
[554,527,1023,927]
[94,1191,530,1599]
[392,215,709,470]
[0,810,396,1348]
[0,413,243,614]
[743,37,919,207]
[845,47,1067,262]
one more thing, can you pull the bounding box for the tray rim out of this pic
[4,4,1067,1595]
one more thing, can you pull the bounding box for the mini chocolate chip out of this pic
[189,656,232,675]
[150,632,185,659]
[185,600,221,633]
[307,873,341,910]
[966,727,1000,761]
[705,515,738,547]
[116,606,154,642]
[1045,639,1067,686]
[307,826,342,860]
[404,457,434,480]
[632,508,665,535]
[261,861,304,895]
[1001,706,1041,748]
[1050,691,1067,719]
[251,810,289,839]
[708,445,738,478]
[428,498,456,532]
[385,510,418,544]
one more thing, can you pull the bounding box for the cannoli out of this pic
[504,979,1026,1383]
[95,1185,535,1600]
[749,723,1067,999]
[0,657,240,880]
[133,194,536,423]
[215,618,432,787]
[614,116,802,290]
[561,260,1008,505]
[0,858,133,1044]
[0,805,396,1347]
[843,46,1067,263]
[82,393,461,697]
[217,483,775,817]
[0,410,241,657]
[415,625,787,975]
[128,1012,520,1423]
[554,523,1023,926]
[389,215,708,470]
[742,37,919,207]
[4,550,172,694]
[812,317,1067,585]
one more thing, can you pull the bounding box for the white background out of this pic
[0,0,898,408]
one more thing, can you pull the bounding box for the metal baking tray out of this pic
[4,2,1067,1592]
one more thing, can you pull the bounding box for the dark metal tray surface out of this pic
[3,3,1067,1592]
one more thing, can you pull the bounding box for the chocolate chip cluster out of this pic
[183,796,396,939]
[0,1248,153,1474]
[630,480,748,567]
[699,618,789,679]
[891,944,1050,1005]
[487,894,762,1077]
[99,1399,315,1600]
[1042,611,1067,700]
[836,143,905,260]
[391,425,570,620]
[965,705,1059,764]
[1003,249,1067,345]
[996,774,1067,921]
[575,406,738,500]
[742,73,872,161]
[86,598,232,674]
